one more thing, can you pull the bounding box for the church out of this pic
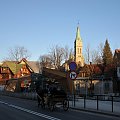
[64,25,84,71]
[74,26,84,67]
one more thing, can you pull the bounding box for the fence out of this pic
[70,94,120,114]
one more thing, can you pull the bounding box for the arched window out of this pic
[78,48,79,54]
[80,48,81,54]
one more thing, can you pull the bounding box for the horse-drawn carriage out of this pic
[36,80,69,111]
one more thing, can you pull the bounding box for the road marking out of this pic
[0,100,61,120]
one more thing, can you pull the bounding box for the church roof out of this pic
[76,26,82,41]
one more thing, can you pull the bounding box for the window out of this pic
[78,48,79,54]
[80,48,81,54]
[9,74,12,79]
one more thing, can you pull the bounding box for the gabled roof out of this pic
[80,64,102,73]
[2,61,24,74]
[19,58,40,73]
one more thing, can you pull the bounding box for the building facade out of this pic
[0,59,40,92]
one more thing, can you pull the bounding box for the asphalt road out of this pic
[0,95,119,120]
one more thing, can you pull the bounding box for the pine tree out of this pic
[102,39,113,65]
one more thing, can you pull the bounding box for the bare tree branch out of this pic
[4,46,31,61]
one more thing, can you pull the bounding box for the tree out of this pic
[64,46,74,61]
[5,46,31,61]
[91,43,103,64]
[91,50,100,64]
[38,45,73,70]
[38,54,52,68]
[102,39,113,65]
[64,45,70,61]
[49,45,65,69]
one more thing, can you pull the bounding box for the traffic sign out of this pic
[69,71,77,80]
[69,62,77,71]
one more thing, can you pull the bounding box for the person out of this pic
[49,84,57,95]
[49,84,66,97]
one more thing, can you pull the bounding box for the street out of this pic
[0,95,119,120]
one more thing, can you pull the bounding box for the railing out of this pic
[69,94,120,113]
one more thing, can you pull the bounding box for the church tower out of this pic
[74,26,84,66]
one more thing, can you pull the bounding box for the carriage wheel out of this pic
[48,101,54,111]
[63,99,69,111]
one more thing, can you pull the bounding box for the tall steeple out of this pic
[76,26,82,41]
[74,25,84,66]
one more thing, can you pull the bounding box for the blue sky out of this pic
[0,0,120,61]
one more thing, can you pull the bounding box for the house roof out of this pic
[115,49,120,53]
[113,49,120,66]
[78,63,115,78]
[114,49,120,59]
[2,61,24,74]
[80,64,102,73]
[26,61,40,73]
[19,58,40,73]
[1,58,40,76]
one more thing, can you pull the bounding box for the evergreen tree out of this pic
[102,39,113,65]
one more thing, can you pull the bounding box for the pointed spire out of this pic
[76,24,82,41]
